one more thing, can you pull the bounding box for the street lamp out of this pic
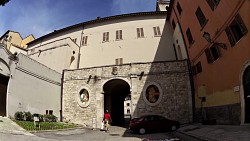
[203,31,227,50]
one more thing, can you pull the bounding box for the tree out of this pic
[0,0,10,6]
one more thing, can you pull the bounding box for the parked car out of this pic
[129,115,180,134]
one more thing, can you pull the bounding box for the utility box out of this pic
[33,114,40,128]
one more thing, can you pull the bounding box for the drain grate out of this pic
[0,120,3,122]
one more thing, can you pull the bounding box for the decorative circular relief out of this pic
[77,87,90,108]
[143,82,163,106]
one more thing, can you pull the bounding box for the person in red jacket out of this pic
[103,110,112,132]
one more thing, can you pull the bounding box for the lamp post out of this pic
[203,31,227,50]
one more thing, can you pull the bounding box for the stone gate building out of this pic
[63,60,192,127]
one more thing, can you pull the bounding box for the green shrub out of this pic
[14,112,23,120]
[44,114,57,122]
[23,112,32,121]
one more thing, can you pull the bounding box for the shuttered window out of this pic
[176,2,182,15]
[137,28,144,38]
[116,30,122,40]
[115,58,123,65]
[206,0,220,11]
[153,26,161,36]
[81,36,88,46]
[225,14,248,47]
[196,7,208,28]
[205,45,221,64]
[103,32,109,42]
[186,28,194,46]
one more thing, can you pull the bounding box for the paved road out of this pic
[0,116,203,141]
[32,126,203,141]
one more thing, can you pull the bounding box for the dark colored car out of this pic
[129,115,180,134]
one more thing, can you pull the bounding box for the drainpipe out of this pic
[60,70,65,122]
[172,7,196,123]
[77,23,84,69]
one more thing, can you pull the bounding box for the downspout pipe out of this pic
[77,23,84,69]
[60,69,65,122]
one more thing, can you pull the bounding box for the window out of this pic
[186,28,194,46]
[103,32,109,42]
[81,36,88,46]
[136,28,144,38]
[205,45,221,64]
[192,62,202,75]
[126,103,130,106]
[206,0,220,11]
[127,109,130,114]
[172,20,176,29]
[115,58,123,65]
[153,26,161,36]
[176,2,182,15]
[49,110,53,115]
[116,30,122,40]
[225,14,248,47]
[196,7,208,28]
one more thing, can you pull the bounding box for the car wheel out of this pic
[171,125,177,131]
[139,128,146,135]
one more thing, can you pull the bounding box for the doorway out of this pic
[243,66,250,123]
[0,75,9,116]
[103,79,130,126]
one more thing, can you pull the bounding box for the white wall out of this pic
[9,45,27,55]
[28,38,79,73]
[0,45,11,77]
[80,16,175,68]
[27,13,176,70]
[173,23,188,60]
[7,53,61,118]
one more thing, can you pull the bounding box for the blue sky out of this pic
[0,0,157,38]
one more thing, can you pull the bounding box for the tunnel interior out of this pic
[103,79,130,126]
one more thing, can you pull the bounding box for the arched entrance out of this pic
[243,66,250,123]
[0,74,9,116]
[103,79,130,126]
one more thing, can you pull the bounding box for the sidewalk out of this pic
[0,116,34,136]
[177,123,250,141]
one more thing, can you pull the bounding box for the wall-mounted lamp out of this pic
[87,75,92,83]
[94,75,101,82]
[138,71,144,80]
[203,32,227,50]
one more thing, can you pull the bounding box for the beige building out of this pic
[0,30,35,54]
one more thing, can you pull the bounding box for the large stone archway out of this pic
[103,79,130,126]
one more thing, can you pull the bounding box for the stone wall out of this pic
[62,60,193,127]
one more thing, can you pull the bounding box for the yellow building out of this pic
[0,30,35,54]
